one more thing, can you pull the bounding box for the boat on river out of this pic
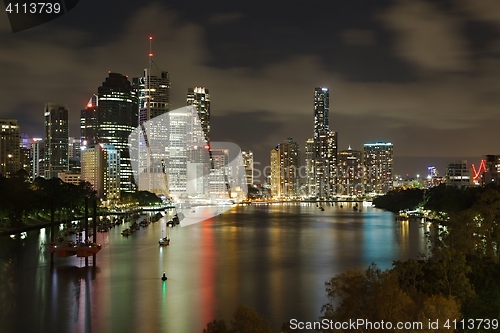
[49,241,102,258]
[159,236,170,246]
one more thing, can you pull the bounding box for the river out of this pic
[0,202,428,333]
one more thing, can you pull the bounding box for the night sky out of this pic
[1,0,500,179]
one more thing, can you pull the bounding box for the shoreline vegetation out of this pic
[0,170,163,237]
[203,184,500,333]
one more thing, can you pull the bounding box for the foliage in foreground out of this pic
[320,187,500,332]
[203,305,273,333]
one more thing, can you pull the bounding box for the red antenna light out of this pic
[149,36,153,40]
[149,53,153,57]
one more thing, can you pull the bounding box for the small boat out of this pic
[159,236,170,246]
[319,206,325,211]
[121,228,132,236]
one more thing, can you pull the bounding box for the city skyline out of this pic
[1,1,499,177]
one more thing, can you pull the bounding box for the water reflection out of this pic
[0,204,427,333]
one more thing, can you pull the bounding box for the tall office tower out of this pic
[44,103,69,179]
[81,94,98,146]
[81,144,106,198]
[363,142,394,193]
[305,138,315,196]
[269,139,301,199]
[337,147,363,196]
[0,118,20,177]
[97,73,138,192]
[314,87,329,138]
[131,43,171,194]
[187,87,210,143]
[81,144,121,201]
[209,148,229,197]
[445,160,471,187]
[314,130,338,198]
[165,109,190,199]
[133,69,170,125]
[270,146,281,198]
[31,138,44,180]
[311,87,338,198]
[102,145,120,201]
[279,138,300,198]
[241,151,254,185]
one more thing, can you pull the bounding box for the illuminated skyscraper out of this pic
[80,94,98,145]
[44,103,69,179]
[241,151,254,185]
[97,73,138,192]
[131,41,171,194]
[0,118,20,177]
[81,144,106,198]
[337,147,363,196]
[305,138,315,196]
[81,144,120,201]
[311,87,337,198]
[314,87,329,138]
[134,69,170,125]
[363,142,394,193]
[270,146,280,198]
[187,87,210,143]
[31,138,44,180]
[280,138,300,198]
[269,139,300,198]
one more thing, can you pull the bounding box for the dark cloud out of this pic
[340,29,376,46]
[1,0,499,177]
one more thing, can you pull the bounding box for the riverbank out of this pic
[0,204,173,237]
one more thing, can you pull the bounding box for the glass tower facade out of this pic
[44,103,69,179]
[97,73,138,192]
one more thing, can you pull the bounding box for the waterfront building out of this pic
[305,138,315,197]
[270,146,280,198]
[241,150,254,185]
[131,47,171,195]
[81,144,106,198]
[97,73,138,192]
[311,87,338,199]
[445,160,471,187]
[280,138,300,198]
[363,142,394,193]
[314,130,338,198]
[102,145,121,202]
[269,138,301,199]
[209,148,229,198]
[187,87,210,143]
[337,147,363,196]
[81,144,121,201]
[0,118,20,177]
[44,103,69,179]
